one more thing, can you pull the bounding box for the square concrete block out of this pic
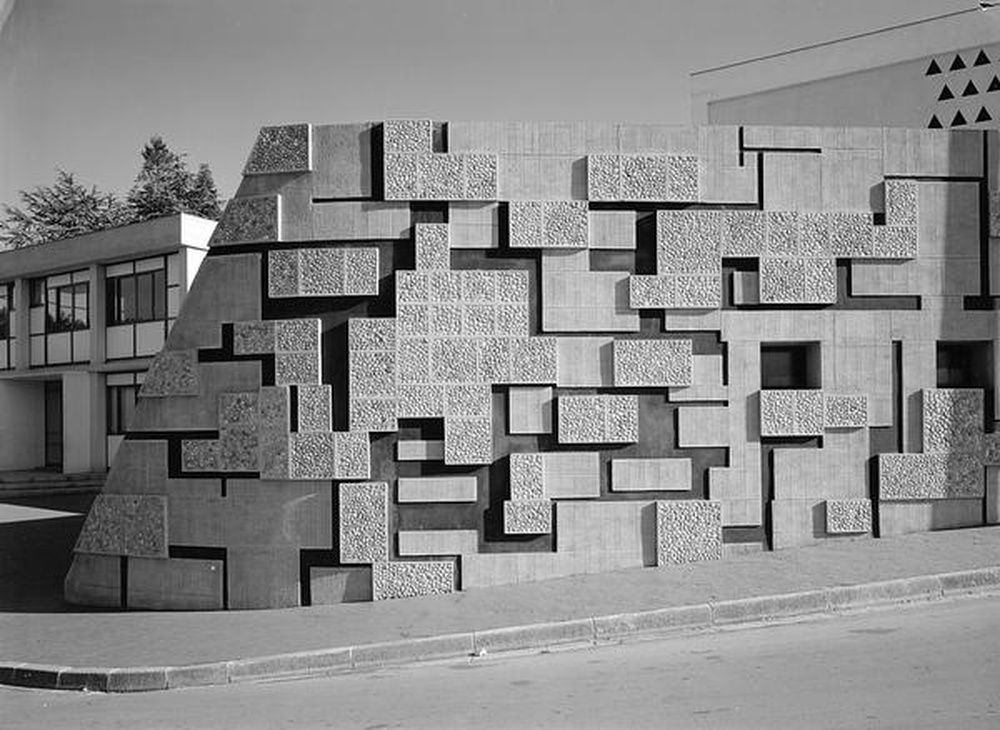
[509,452,545,500]
[396,384,445,419]
[613,338,692,387]
[140,350,199,397]
[656,500,722,565]
[334,431,371,480]
[760,390,825,437]
[414,223,451,270]
[825,394,868,429]
[372,560,455,600]
[878,452,984,500]
[922,388,984,454]
[349,397,398,432]
[444,417,493,465]
[508,386,554,434]
[589,210,636,249]
[510,337,558,383]
[542,451,601,498]
[383,119,433,154]
[825,499,872,534]
[504,500,552,534]
[612,458,692,492]
[297,385,332,432]
[289,432,336,479]
[677,406,729,448]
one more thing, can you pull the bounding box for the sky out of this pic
[0,0,980,210]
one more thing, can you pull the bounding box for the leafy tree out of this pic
[127,136,199,221]
[0,170,131,249]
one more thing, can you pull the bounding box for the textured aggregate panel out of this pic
[275,352,320,386]
[509,452,546,500]
[269,248,380,298]
[508,201,589,248]
[431,338,480,383]
[587,154,700,202]
[656,500,723,565]
[825,499,873,534]
[267,249,298,297]
[828,213,875,257]
[299,248,344,296]
[75,494,167,557]
[244,124,311,174]
[384,153,419,200]
[414,223,451,270]
[140,350,199,397]
[872,226,918,258]
[504,500,553,534]
[296,385,332,432]
[510,337,558,383]
[334,431,372,480]
[444,383,492,418]
[760,390,825,437]
[656,211,722,273]
[444,416,493,465]
[396,384,445,419]
[825,395,868,429]
[878,452,984,500]
[213,195,280,245]
[289,432,336,479]
[558,395,638,444]
[621,154,668,201]
[724,211,766,256]
[673,274,722,309]
[219,392,259,428]
[922,388,984,454]
[629,275,673,308]
[181,440,219,473]
[233,320,275,355]
[276,319,320,353]
[372,560,455,600]
[339,482,390,564]
[884,180,918,227]
[587,154,620,201]
[464,154,499,200]
[219,425,260,472]
[349,398,398,432]
[383,119,433,154]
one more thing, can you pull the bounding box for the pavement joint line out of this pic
[3,565,1000,693]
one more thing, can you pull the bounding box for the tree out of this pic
[127,136,195,221]
[185,163,222,220]
[0,170,131,250]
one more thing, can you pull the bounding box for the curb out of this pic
[3,565,999,693]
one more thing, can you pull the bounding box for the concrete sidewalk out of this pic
[1,525,999,691]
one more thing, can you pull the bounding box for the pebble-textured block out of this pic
[463,304,497,336]
[765,211,799,256]
[613,338,692,387]
[923,389,984,454]
[884,180,918,227]
[415,223,450,270]
[233,321,275,355]
[558,395,638,444]
[464,153,498,200]
[276,319,320,353]
[802,258,838,304]
[587,154,621,201]
[344,248,380,296]
[983,433,1000,466]
[299,248,344,296]
[181,440,219,472]
[495,303,528,336]
[445,383,492,418]
[479,337,511,383]
[349,318,396,352]
[879,452,984,500]
[825,499,872,534]
[339,482,390,564]
[508,201,543,247]
[873,225,918,258]
[503,500,552,534]
[275,352,320,386]
[429,270,463,302]
[267,249,298,297]
[991,190,1000,238]
[258,386,290,431]
[213,195,280,245]
[724,211,766,256]
[444,417,493,465]
[621,155,668,201]
[797,214,830,257]
[297,385,332,432]
[759,258,804,305]
[219,425,259,472]
[509,337,558,383]
[140,350,199,397]
[334,431,371,480]
[656,500,722,565]
[629,275,673,308]
[350,398,398,432]
[828,213,874,257]
[431,338,480,383]
[383,119,433,154]
[350,352,396,398]
[397,338,430,383]
[219,392,259,428]
[825,395,868,429]
[396,384,445,419]
[75,494,167,557]
[384,153,419,200]
[760,390,825,437]
[667,155,699,201]
[372,560,455,601]
[673,274,722,309]
[657,211,722,273]
[429,304,462,337]
[258,431,290,481]
[419,153,465,200]
[496,270,530,303]
[244,123,311,174]
[509,201,588,248]
[289,432,335,479]
[461,270,496,303]
[510,452,545,501]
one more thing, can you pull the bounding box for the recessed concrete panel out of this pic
[508,386,554,434]
[677,406,729,448]
[543,452,601,499]
[397,476,477,503]
[612,458,692,492]
[398,530,479,557]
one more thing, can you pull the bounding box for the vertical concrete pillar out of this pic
[13,277,29,371]
[62,371,95,473]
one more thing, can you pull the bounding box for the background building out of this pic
[0,214,214,476]
[692,7,1000,129]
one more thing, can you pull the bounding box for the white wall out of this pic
[0,380,44,469]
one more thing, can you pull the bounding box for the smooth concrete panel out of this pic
[878,499,983,536]
[449,203,499,249]
[0,380,44,470]
[310,123,372,199]
[461,550,643,590]
[543,452,601,499]
[556,500,656,565]
[612,458,692,491]
[882,128,982,178]
[398,530,479,556]
[670,355,727,402]
[310,566,372,604]
[589,211,636,249]
[542,271,638,332]
[820,148,883,212]
[132,361,261,432]
[397,440,445,461]
[762,152,822,211]
[127,557,224,610]
[227,546,300,610]
[397,476,478,503]
[448,121,619,156]
[677,406,729,448]
[508,387,553,435]
[101,440,169,495]
[308,202,410,241]
[497,155,587,200]
[64,553,121,607]
[556,337,614,387]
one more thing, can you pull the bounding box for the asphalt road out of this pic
[3,594,999,729]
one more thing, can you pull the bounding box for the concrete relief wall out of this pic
[65,120,997,609]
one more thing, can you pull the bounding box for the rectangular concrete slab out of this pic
[612,458,692,491]
[543,451,601,498]
[507,386,554,434]
[397,476,478,503]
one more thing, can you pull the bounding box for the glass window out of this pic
[29,279,45,307]
[0,284,11,339]
[46,282,89,333]
[107,266,167,325]
[107,384,139,435]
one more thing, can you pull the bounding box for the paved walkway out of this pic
[2,524,999,668]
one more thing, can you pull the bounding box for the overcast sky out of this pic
[0,0,976,210]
